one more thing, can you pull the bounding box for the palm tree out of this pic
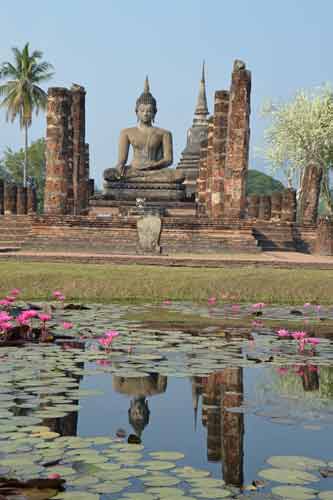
[0,43,54,186]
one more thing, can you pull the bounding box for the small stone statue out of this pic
[103,77,184,185]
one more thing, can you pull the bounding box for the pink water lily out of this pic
[0,312,12,322]
[303,302,311,308]
[277,328,290,337]
[0,321,13,331]
[38,313,52,322]
[252,302,265,309]
[98,337,112,348]
[291,331,307,340]
[305,337,320,346]
[0,299,11,307]
[208,296,217,305]
[62,322,73,330]
[105,330,119,338]
[163,300,172,305]
[10,288,21,296]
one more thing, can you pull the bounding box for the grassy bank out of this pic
[0,261,332,304]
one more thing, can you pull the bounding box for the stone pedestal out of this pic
[136,214,162,254]
[0,180,4,215]
[258,195,271,220]
[315,217,333,255]
[16,186,27,214]
[4,184,17,215]
[103,180,185,202]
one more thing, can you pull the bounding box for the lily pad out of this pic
[272,485,318,499]
[258,468,319,485]
[267,456,327,471]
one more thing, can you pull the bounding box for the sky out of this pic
[0,0,332,186]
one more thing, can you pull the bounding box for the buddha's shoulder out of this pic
[153,127,172,137]
[120,127,137,135]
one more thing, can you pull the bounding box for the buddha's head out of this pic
[135,76,157,123]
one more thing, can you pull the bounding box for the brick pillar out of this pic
[66,97,74,214]
[205,117,214,217]
[196,139,208,216]
[4,183,17,215]
[315,217,333,255]
[258,195,271,220]
[0,180,4,214]
[211,91,229,219]
[247,195,259,218]
[16,186,27,214]
[85,143,90,207]
[27,185,37,214]
[224,60,251,220]
[221,367,244,487]
[71,85,87,215]
[88,178,95,197]
[271,192,282,220]
[281,188,297,222]
[44,87,72,214]
[299,164,322,224]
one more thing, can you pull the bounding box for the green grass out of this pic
[0,261,333,305]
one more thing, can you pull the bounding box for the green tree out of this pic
[0,43,53,186]
[260,86,333,213]
[247,169,285,196]
[0,138,45,212]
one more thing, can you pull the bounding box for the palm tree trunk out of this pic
[24,123,28,187]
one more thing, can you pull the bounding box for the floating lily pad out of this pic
[258,468,319,485]
[272,485,318,499]
[149,451,185,461]
[267,456,327,471]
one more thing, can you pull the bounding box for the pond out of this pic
[1,300,333,499]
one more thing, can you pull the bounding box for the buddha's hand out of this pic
[141,160,159,171]
[117,164,127,177]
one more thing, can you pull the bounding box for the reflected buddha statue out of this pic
[103,77,185,201]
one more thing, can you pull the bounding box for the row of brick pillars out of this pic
[0,180,37,215]
[247,189,297,222]
[44,85,90,215]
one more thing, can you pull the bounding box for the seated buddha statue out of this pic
[103,77,185,201]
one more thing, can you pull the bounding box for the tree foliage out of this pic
[0,43,53,186]
[247,169,285,196]
[0,138,45,212]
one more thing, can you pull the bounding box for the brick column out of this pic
[299,164,322,224]
[205,117,214,217]
[27,185,37,214]
[44,87,72,214]
[224,60,251,220]
[196,139,208,216]
[0,180,4,214]
[271,192,282,220]
[211,91,229,219]
[16,186,27,214]
[221,367,244,487]
[4,183,17,215]
[71,85,87,215]
[258,195,271,220]
[281,188,297,222]
[247,195,259,218]
[85,143,90,208]
[314,217,333,255]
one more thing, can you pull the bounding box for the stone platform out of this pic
[102,180,185,202]
[89,197,196,217]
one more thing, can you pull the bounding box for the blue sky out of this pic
[0,0,332,186]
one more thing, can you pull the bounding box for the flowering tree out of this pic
[261,86,333,213]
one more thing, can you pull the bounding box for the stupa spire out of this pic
[194,61,209,119]
[144,75,150,94]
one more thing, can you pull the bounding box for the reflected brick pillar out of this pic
[281,188,297,222]
[271,192,282,220]
[44,88,71,214]
[71,85,87,215]
[224,61,251,220]
[299,164,322,224]
[27,185,37,214]
[315,217,333,255]
[4,183,17,215]
[0,180,4,214]
[258,195,271,220]
[202,374,222,462]
[196,139,208,216]
[221,367,244,487]
[16,186,27,214]
[211,91,229,219]
[205,118,214,217]
[247,195,259,218]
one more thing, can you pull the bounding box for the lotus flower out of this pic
[252,302,265,309]
[277,328,290,337]
[291,331,307,340]
[38,313,52,322]
[62,322,73,330]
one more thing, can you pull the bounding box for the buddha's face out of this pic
[136,103,156,124]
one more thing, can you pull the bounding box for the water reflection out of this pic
[113,374,167,439]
